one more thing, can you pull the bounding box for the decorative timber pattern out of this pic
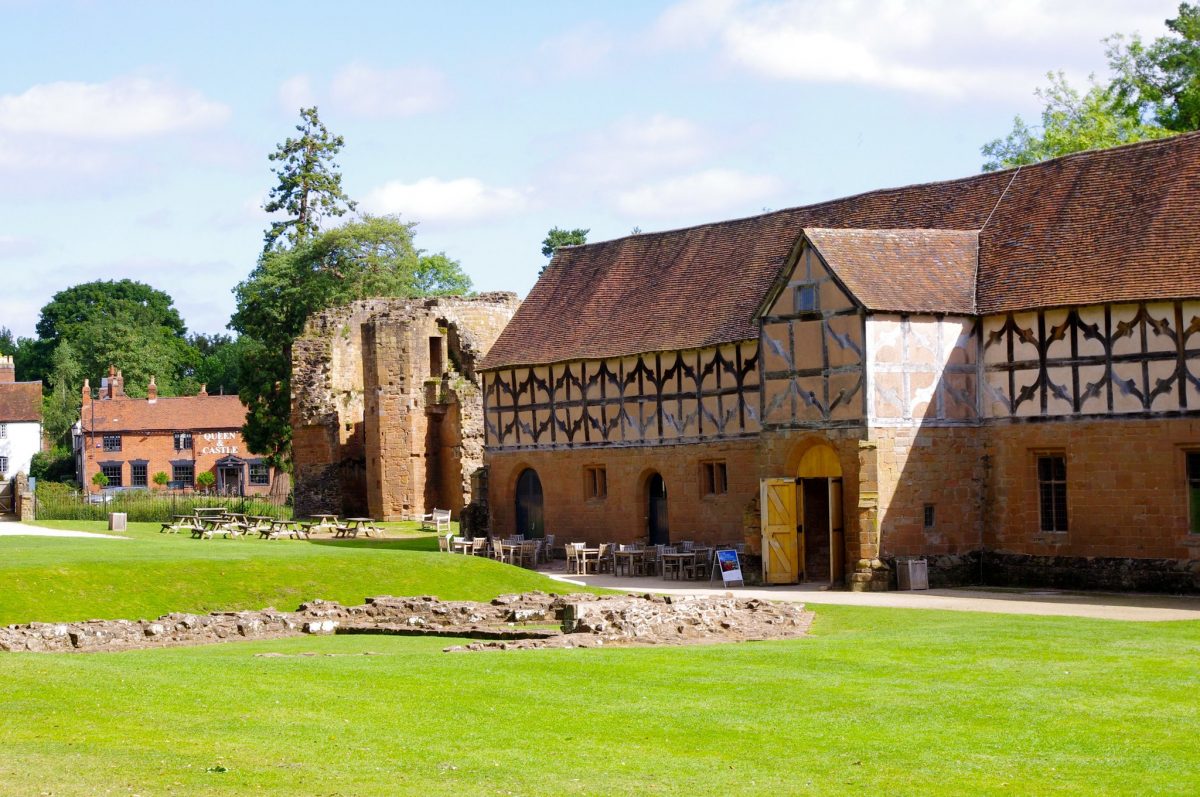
[482,343,760,450]
[759,244,866,429]
[982,301,1200,419]
[868,315,979,425]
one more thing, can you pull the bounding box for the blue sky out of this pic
[0,0,1181,339]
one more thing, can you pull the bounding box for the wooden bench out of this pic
[420,508,452,534]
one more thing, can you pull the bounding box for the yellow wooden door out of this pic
[761,478,799,584]
[829,478,845,583]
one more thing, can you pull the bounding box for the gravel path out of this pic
[0,519,126,539]
[553,572,1200,622]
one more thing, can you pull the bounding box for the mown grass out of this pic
[0,521,592,625]
[2,521,1198,795]
[0,607,1198,796]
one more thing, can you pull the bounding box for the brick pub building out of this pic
[77,367,275,496]
[480,133,1200,592]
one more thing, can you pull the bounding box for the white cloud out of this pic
[555,113,711,188]
[361,177,529,224]
[615,168,781,218]
[0,235,40,259]
[0,77,229,139]
[277,74,316,113]
[651,0,1175,100]
[538,24,614,75]
[329,62,449,118]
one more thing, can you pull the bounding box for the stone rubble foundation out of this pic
[0,592,812,654]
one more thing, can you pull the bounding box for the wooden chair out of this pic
[491,537,511,565]
[686,548,713,580]
[420,508,452,534]
[595,543,613,574]
[540,534,556,564]
[565,543,582,574]
[470,537,488,555]
[437,533,452,553]
[518,540,540,568]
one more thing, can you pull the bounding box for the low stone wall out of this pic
[981,552,1200,594]
[0,592,813,653]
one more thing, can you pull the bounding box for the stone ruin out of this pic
[0,592,813,654]
[290,293,520,522]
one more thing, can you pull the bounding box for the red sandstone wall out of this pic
[488,440,759,546]
[986,417,1200,561]
[80,428,273,495]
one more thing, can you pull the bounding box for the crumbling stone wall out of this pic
[292,294,519,519]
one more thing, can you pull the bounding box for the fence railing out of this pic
[35,487,293,524]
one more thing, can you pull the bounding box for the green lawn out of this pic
[1,521,1198,795]
[0,521,589,625]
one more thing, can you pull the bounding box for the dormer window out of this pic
[174,432,193,451]
[795,283,818,313]
[102,434,122,452]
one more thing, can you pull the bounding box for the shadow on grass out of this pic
[304,537,439,552]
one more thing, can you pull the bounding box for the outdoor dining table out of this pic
[263,518,305,539]
[612,548,645,576]
[450,537,474,554]
[576,546,601,574]
[308,513,339,531]
[660,550,698,580]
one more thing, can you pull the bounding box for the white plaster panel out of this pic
[1010,312,1040,362]
[1043,309,1072,361]
[981,316,1009,365]
[1144,302,1178,353]
[0,421,41,478]
[1075,306,1107,358]
[1110,304,1142,357]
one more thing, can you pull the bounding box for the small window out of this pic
[1037,454,1068,533]
[0,423,7,438]
[131,463,148,487]
[101,463,123,487]
[249,462,270,486]
[795,283,818,313]
[923,504,935,529]
[429,336,444,377]
[1187,452,1200,534]
[174,432,193,451]
[172,463,195,488]
[701,460,728,496]
[0,455,8,473]
[584,465,607,500]
[102,434,122,452]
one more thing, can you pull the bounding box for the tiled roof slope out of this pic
[0,382,42,422]
[82,394,247,433]
[482,132,1200,369]
[805,229,978,314]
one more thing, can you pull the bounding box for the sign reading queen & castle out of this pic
[200,431,239,456]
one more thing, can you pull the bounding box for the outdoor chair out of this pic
[565,542,582,574]
[595,543,613,574]
[470,537,488,555]
[540,534,556,564]
[518,540,540,568]
[438,533,452,553]
[686,548,713,580]
[491,537,512,565]
[420,508,452,534]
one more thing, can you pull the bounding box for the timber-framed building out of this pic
[479,132,1200,592]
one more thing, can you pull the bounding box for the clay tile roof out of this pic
[0,382,42,423]
[482,131,1200,369]
[81,394,247,433]
[804,229,978,314]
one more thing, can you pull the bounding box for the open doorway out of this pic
[515,468,544,538]
[647,472,669,545]
[761,441,845,585]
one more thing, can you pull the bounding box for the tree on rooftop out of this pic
[541,227,589,259]
[982,4,1199,171]
[262,106,357,252]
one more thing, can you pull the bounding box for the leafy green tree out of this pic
[152,471,170,489]
[0,326,15,356]
[91,471,109,490]
[263,106,356,252]
[541,227,589,259]
[982,73,1171,171]
[232,215,472,467]
[196,471,216,492]
[24,279,196,396]
[41,339,83,448]
[982,5,1199,171]
[30,447,75,483]
[1109,3,1200,132]
[185,333,248,396]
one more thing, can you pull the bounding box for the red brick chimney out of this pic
[147,375,158,402]
[0,355,13,383]
[198,383,208,397]
[81,378,91,403]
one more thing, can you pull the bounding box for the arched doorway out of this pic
[647,473,669,545]
[796,444,844,585]
[514,468,545,538]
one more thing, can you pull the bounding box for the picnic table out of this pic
[308,513,339,532]
[338,517,383,538]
